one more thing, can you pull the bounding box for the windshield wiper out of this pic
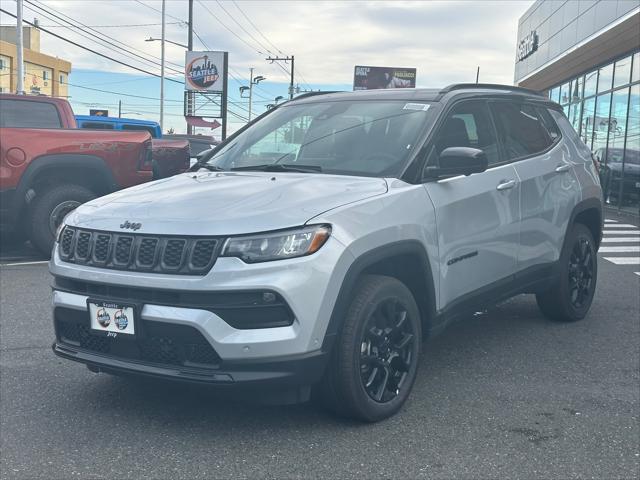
[230,164,322,173]
[197,163,225,172]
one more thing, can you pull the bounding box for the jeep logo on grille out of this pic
[120,221,142,231]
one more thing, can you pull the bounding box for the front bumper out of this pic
[50,234,352,388]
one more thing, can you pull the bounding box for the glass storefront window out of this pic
[600,88,630,205]
[572,76,584,103]
[549,86,560,102]
[584,70,598,97]
[614,56,632,88]
[632,53,639,83]
[560,81,571,105]
[569,100,582,134]
[581,97,596,147]
[593,93,612,153]
[598,63,614,93]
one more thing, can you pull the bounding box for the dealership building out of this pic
[515,0,639,214]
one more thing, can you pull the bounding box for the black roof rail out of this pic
[440,83,544,97]
[290,90,343,101]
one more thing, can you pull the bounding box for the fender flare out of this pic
[10,154,119,224]
[566,197,603,247]
[322,240,438,351]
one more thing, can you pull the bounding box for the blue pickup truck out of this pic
[75,115,162,138]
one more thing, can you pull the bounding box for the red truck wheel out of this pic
[29,184,96,256]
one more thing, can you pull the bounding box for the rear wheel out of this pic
[29,184,95,256]
[536,223,597,322]
[316,275,421,422]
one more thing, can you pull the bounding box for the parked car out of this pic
[595,147,640,205]
[163,133,219,166]
[0,94,186,254]
[50,85,603,422]
[75,115,162,138]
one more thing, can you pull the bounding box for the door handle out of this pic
[555,164,571,173]
[496,179,516,191]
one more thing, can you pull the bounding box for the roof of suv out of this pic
[289,83,548,105]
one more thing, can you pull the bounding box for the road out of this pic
[1,213,638,480]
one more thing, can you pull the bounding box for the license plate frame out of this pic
[87,299,138,338]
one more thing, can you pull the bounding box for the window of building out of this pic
[549,86,560,102]
[0,99,62,128]
[597,63,614,93]
[0,59,5,70]
[59,74,65,85]
[592,92,612,153]
[42,70,49,81]
[581,97,596,147]
[632,53,639,83]
[560,81,571,105]
[490,102,554,160]
[614,56,632,89]
[584,70,598,98]
[572,76,584,103]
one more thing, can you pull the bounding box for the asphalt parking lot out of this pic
[1,214,639,479]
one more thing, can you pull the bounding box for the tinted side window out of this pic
[431,100,500,166]
[122,124,157,137]
[0,99,62,128]
[535,106,561,141]
[80,122,114,129]
[490,102,553,160]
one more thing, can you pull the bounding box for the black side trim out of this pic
[322,240,437,350]
[567,197,604,248]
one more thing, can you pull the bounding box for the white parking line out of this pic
[601,237,640,243]
[603,230,640,235]
[635,272,640,276]
[0,260,49,267]
[602,224,639,228]
[604,219,617,223]
[603,257,640,265]
[599,246,640,253]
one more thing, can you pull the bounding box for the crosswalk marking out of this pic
[602,224,639,228]
[598,246,640,253]
[603,257,640,265]
[603,230,640,235]
[601,237,640,243]
[604,219,617,223]
[635,272,640,276]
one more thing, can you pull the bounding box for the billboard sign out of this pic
[353,66,416,91]
[185,51,226,92]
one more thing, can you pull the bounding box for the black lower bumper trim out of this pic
[53,342,329,388]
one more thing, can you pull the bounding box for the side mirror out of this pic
[425,147,488,178]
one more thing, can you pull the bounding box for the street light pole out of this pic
[159,0,166,132]
[187,0,193,134]
[16,0,24,94]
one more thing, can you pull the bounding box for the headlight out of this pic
[221,225,331,263]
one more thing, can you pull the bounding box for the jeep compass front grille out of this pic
[58,227,220,275]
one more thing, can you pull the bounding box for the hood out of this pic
[68,171,388,235]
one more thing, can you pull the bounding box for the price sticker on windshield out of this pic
[403,103,430,111]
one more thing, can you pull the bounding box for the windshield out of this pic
[204,100,434,177]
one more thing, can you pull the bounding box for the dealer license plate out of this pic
[88,300,136,336]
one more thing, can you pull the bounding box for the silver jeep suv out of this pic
[50,84,603,421]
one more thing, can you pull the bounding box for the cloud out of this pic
[1,0,530,87]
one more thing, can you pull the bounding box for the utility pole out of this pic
[248,67,254,121]
[475,66,480,84]
[186,0,193,134]
[159,0,166,132]
[118,100,122,118]
[266,55,295,100]
[16,0,24,94]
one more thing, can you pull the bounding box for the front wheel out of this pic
[536,223,598,322]
[316,275,421,422]
[29,184,96,256]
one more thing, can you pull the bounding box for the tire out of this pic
[536,223,598,322]
[29,184,95,256]
[315,275,422,422]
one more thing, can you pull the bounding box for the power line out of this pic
[37,22,183,28]
[0,8,184,84]
[132,0,187,24]
[232,0,283,55]
[214,0,273,55]
[25,0,185,74]
[196,0,264,55]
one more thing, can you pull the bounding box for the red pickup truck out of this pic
[0,94,188,255]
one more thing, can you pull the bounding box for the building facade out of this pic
[515,0,639,214]
[0,26,71,98]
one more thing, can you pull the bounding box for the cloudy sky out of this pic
[1,0,532,133]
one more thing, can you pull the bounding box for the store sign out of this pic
[90,109,109,117]
[185,51,226,92]
[353,66,416,91]
[517,31,539,62]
